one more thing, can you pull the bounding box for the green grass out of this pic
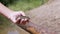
[8,0,48,11]
[0,15,11,30]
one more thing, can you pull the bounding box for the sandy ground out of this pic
[25,0,60,34]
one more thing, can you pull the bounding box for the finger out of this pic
[20,19,27,25]
[20,19,24,24]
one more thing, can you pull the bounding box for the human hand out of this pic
[9,11,26,23]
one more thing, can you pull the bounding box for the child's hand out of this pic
[9,11,26,23]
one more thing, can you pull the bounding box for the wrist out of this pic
[7,11,14,19]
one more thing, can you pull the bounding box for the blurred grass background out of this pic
[0,0,48,11]
[8,0,48,11]
[0,0,48,31]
